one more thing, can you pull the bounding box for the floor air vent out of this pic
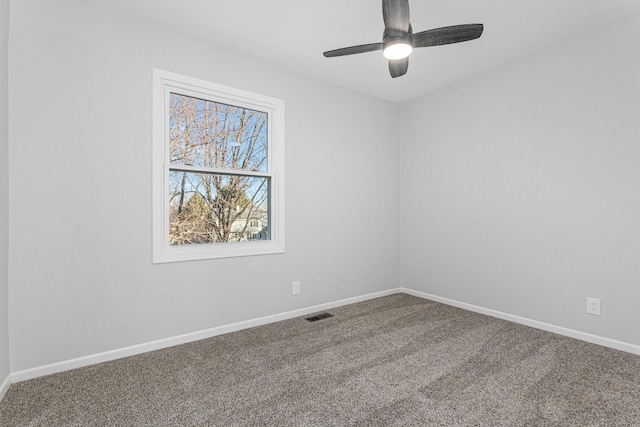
[305,312,334,322]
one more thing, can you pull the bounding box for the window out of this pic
[153,69,284,263]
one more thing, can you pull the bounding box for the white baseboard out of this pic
[12,286,638,384]
[0,374,11,401]
[402,287,640,356]
[11,288,401,383]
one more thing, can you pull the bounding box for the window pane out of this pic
[168,170,270,245]
[169,93,268,172]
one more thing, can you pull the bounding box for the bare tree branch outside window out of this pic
[168,93,270,245]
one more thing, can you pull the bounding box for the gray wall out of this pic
[8,0,400,372]
[0,0,9,384]
[401,14,640,346]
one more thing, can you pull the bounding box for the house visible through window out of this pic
[153,69,284,263]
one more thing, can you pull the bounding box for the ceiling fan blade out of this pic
[389,57,408,78]
[323,43,383,58]
[412,24,484,48]
[382,0,410,32]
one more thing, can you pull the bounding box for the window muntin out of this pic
[153,69,284,263]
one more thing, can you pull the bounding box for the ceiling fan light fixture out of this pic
[383,40,412,60]
[322,0,484,78]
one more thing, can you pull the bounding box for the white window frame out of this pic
[152,68,285,263]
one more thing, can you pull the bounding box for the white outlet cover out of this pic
[586,297,601,316]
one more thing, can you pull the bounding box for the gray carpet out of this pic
[1,293,640,426]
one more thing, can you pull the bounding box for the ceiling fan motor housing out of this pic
[382,28,413,60]
[383,28,413,50]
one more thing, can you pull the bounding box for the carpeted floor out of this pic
[1,293,640,426]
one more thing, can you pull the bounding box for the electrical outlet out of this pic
[586,297,600,316]
[292,281,300,296]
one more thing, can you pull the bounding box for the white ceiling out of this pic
[83,0,640,103]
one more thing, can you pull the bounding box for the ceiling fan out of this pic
[323,0,484,78]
